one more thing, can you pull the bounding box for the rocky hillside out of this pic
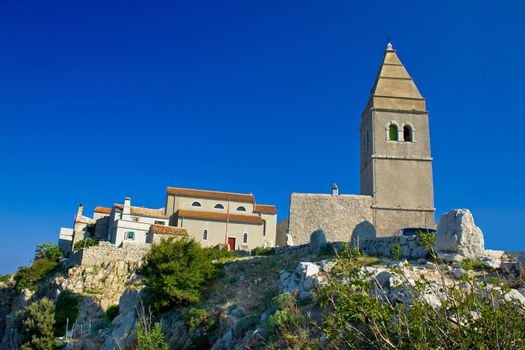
[1,209,525,349]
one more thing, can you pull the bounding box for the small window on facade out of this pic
[132,216,140,222]
[126,231,135,240]
[388,124,398,141]
[203,229,208,240]
[243,232,248,243]
[237,206,246,212]
[191,201,201,207]
[214,204,224,209]
[403,125,413,142]
[154,220,165,225]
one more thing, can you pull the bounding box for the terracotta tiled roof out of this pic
[176,209,263,225]
[167,187,254,203]
[94,206,112,214]
[150,225,188,236]
[113,204,166,218]
[254,204,277,215]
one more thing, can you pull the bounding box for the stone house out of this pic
[288,42,436,245]
[59,186,277,253]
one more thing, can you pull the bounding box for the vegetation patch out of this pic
[140,238,238,312]
[251,246,275,256]
[73,237,99,251]
[106,304,120,322]
[54,290,79,337]
[18,297,56,350]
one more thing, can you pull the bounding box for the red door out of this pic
[227,237,236,251]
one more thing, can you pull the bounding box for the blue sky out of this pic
[1,1,524,274]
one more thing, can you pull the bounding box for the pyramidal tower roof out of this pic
[365,42,426,112]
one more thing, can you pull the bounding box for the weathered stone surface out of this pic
[308,229,327,253]
[434,209,484,258]
[504,289,525,305]
[288,193,374,245]
[437,252,464,262]
[484,249,505,260]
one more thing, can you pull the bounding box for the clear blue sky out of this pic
[1,1,524,274]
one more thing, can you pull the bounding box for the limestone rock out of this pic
[484,249,505,260]
[437,252,465,262]
[296,262,320,278]
[504,289,525,305]
[434,209,484,258]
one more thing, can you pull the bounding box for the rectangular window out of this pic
[126,231,135,240]
[132,216,140,222]
[154,220,165,225]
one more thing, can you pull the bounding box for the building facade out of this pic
[59,187,277,253]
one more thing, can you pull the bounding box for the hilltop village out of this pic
[3,43,523,350]
[57,42,436,255]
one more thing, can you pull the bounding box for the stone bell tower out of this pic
[360,42,435,236]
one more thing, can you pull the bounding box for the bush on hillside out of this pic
[18,297,56,350]
[136,303,169,350]
[106,304,119,322]
[140,238,237,312]
[0,274,11,283]
[35,243,63,262]
[54,291,79,337]
[73,237,99,251]
[316,247,525,349]
[251,246,275,256]
[14,258,59,292]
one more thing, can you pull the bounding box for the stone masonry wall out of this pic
[360,236,427,259]
[288,193,374,246]
[68,242,151,267]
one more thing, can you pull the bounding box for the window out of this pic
[131,216,140,222]
[203,229,208,240]
[214,204,224,210]
[126,231,135,240]
[237,206,246,212]
[191,201,201,207]
[154,220,165,225]
[403,125,413,142]
[388,124,398,141]
[243,232,248,243]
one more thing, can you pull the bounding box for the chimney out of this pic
[75,204,84,220]
[331,183,339,196]
[123,197,131,215]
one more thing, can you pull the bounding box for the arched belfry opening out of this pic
[403,125,413,142]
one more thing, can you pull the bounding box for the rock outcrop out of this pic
[434,209,484,259]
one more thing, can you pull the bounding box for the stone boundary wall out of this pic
[67,242,151,267]
[288,193,374,245]
[275,237,427,259]
[360,236,427,259]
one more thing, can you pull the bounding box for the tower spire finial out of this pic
[386,41,393,51]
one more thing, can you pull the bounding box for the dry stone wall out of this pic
[288,193,374,245]
[360,236,428,259]
[68,242,151,267]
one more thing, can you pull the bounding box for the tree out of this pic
[19,297,56,350]
[35,243,63,262]
[140,238,236,312]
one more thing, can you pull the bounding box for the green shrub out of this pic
[390,244,401,260]
[136,304,168,350]
[0,274,11,283]
[183,307,210,330]
[106,304,119,322]
[14,258,59,292]
[317,248,525,349]
[416,230,436,257]
[73,237,99,251]
[54,291,79,337]
[19,297,56,350]
[141,238,237,312]
[251,246,275,256]
[35,243,63,262]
